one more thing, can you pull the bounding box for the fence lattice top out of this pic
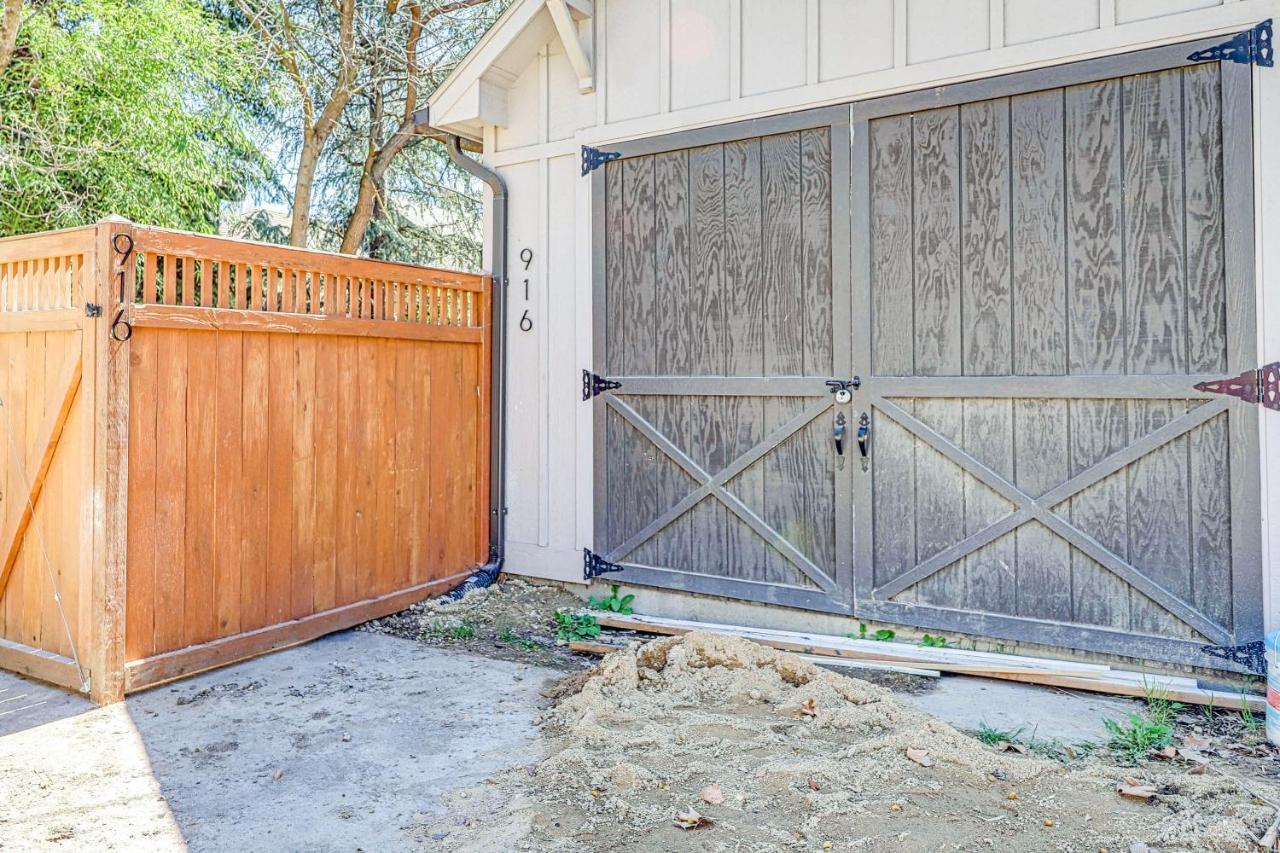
[0,222,488,332]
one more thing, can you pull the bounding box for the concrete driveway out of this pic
[0,631,558,852]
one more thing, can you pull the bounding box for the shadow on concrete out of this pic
[0,631,559,851]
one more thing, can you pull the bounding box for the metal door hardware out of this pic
[1188,19,1273,67]
[582,370,622,400]
[857,412,870,473]
[581,146,622,176]
[1199,640,1265,675]
[825,377,860,403]
[833,412,846,456]
[583,548,624,580]
[1194,363,1280,410]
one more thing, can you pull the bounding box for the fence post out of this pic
[88,218,132,703]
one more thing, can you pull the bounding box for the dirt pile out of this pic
[437,631,1274,852]
[362,577,589,669]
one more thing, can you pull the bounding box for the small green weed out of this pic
[554,611,601,642]
[1104,713,1173,765]
[1141,683,1184,728]
[445,622,476,640]
[849,623,896,642]
[1240,695,1261,733]
[498,628,543,651]
[919,634,948,648]
[587,584,636,615]
[1029,738,1096,763]
[976,722,1024,745]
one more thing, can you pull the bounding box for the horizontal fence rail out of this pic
[0,227,94,313]
[129,227,484,329]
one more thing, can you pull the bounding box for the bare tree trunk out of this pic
[0,0,23,78]
[338,0,495,253]
[290,133,325,247]
[367,192,387,259]
[338,125,413,253]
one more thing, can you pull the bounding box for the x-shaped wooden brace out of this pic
[603,394,837,591]
[869,395,1233,645]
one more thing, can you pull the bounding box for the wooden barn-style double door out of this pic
[590,37,1263,668]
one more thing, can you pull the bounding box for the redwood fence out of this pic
[0,219,491,702]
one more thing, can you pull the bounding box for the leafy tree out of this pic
[0,0,272,234]
[230,0,505,265]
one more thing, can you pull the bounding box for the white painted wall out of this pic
[473,0,1280,598]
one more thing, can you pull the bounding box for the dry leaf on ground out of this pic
[800,698,817,717]
[674,808,714,830]
[700,784,724,806]
[906,748,934,768]
[1117,778,1158,801]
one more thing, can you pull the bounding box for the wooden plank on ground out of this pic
[569,639,942,678]
[595,613,1265,711]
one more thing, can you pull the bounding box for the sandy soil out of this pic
[362,577,592,671]
[431,632,1278,853]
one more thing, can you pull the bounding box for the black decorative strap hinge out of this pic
[1188,19,1273,66]
[583,548,624,581]
[1194,362,1280,410]
[582,369,622,400]
[581,145,621,176]
[1200,640,1266,675]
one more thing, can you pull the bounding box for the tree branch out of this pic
[0,0,23,78]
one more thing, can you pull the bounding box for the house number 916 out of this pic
[518,248,534,332]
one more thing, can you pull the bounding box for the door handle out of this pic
[857,412,870,472]
[833,412,846,456]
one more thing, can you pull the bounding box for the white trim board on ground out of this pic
[594,613,1267,714]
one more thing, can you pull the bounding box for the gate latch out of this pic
[583,370,622,400]
[825,377,860,404]
[1188,18,1273,66]
[1193,362,1280,411]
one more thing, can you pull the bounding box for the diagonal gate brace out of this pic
[0,353,83,600]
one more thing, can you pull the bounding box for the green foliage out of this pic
[445,622,476,640]
[1104,713,1173,765]
[426,620,475,640]
[1240,697,1260,733]
[975,722,1024,745]
[919,634,948,648]
[554,611,601,643]
[498,628,542,651]
[587,585,635,615]
[1141,684,1184,729]
[0,0,271,234]
[849,623,895,642]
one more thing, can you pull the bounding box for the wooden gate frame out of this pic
[848,36,1263,669]
[0,220,494,703]
[588,105,855,613]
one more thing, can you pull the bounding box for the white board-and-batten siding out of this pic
[471,0,1280,634]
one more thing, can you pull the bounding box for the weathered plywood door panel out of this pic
[593,108,853,613]
[851,48,1260,670]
